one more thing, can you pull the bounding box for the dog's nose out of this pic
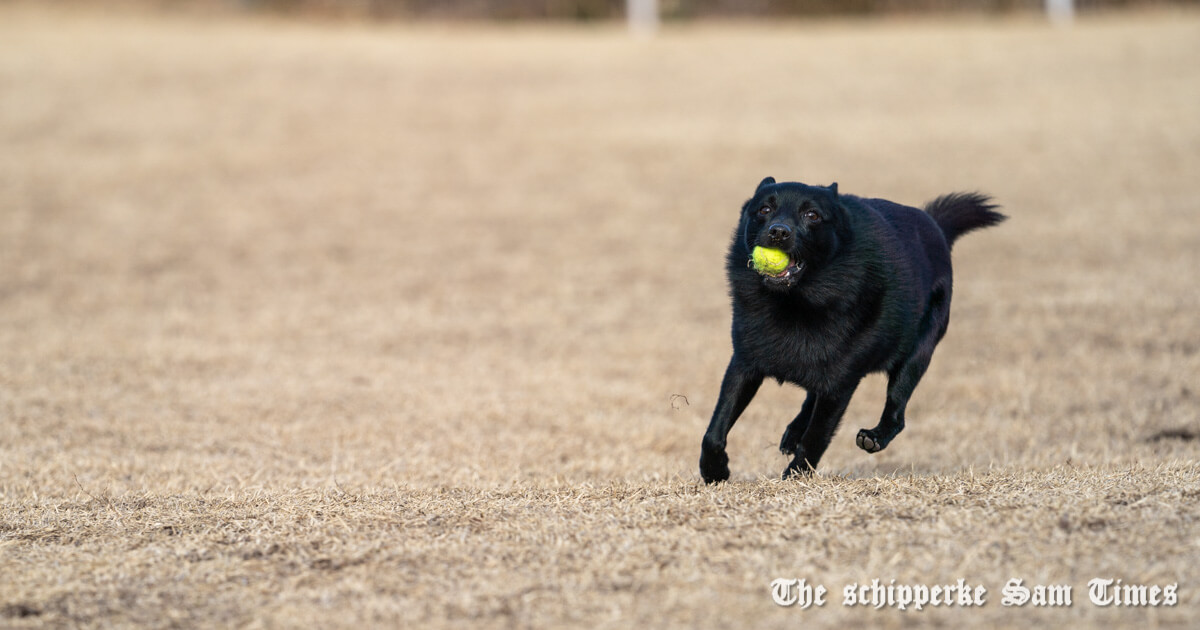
[767,224,792,243]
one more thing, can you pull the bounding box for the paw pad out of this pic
[856,430,881,453]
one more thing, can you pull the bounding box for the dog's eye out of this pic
[757,206,772,218]
[804,210,822,224]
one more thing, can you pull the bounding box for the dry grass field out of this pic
[2,4,1199,628]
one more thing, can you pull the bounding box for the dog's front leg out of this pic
[779,391,818,455]
[783,383,858,478]
[700,357,762,484]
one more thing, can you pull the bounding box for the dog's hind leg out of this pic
[856,362,925,454]
[858,284,950,454]
[700,358,763,484]
[783,384,857,478]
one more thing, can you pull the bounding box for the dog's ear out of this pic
[828,182,838,198]
[756,177,776,193]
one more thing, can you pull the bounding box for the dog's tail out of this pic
[925,192,1006,248]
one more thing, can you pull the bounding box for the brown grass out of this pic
[2,4,1199,628]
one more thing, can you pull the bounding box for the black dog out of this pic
[699,177,1005,483]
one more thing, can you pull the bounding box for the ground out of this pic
[1,4,1198,628]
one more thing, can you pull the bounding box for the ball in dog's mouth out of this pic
[751,246,805,285]
[751,246,789,275]
[763,260,805,285]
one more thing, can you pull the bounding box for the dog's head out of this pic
[735,177,845,292]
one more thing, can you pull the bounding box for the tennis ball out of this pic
[752,246,789,275]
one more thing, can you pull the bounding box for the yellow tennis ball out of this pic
[752,246,790,275]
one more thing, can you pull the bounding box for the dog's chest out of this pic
[732,306,861,391]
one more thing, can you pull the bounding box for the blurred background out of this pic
[111,0,1199,20]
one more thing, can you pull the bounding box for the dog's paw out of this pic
[782,460,814,480]
[699,449,730,484]
[856,429,884,453]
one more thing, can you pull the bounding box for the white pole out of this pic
[627,0,659,37]
[1046,0,1074,25]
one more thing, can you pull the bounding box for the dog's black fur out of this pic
[699,177,1005,483]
